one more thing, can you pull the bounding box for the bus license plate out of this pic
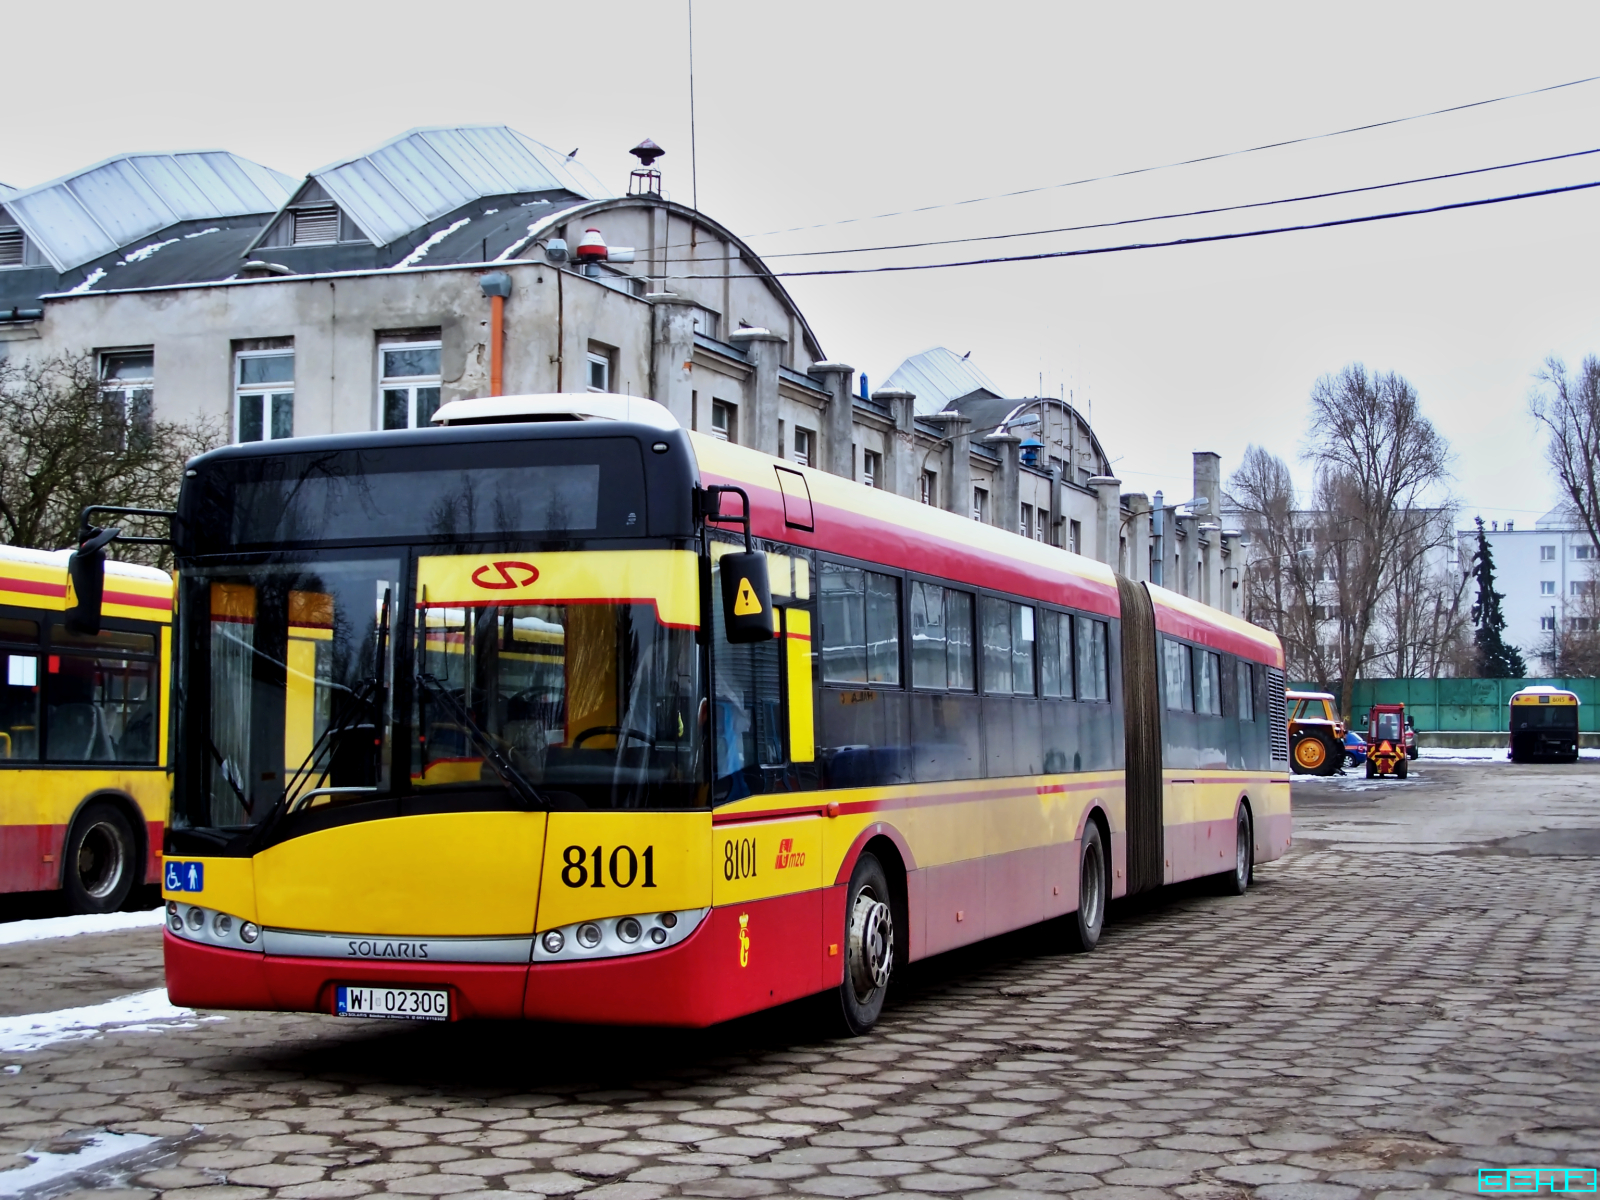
[335,986,449,1021]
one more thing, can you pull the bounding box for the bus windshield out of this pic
[173,551,705,836]
[1512,703,1578,730]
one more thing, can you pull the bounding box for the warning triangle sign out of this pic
[734,578,763,615]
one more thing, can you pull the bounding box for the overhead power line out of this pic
[750,73,1600,238]
[655,179,1600,280]
[678,146,1599,263]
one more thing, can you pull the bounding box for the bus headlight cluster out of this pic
[532,907,708,964]
[165,901,264,954]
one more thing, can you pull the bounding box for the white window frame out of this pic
[921,470,936,506]
[793,427,813,467]
[1542,580,1557,595]
[379,340,443,430]
[710,400,734,442]
[586,352,611,393]
[99,349,155,449]
[234,349,295,443]
[862,450,880,489]
[1541,545,1557,561]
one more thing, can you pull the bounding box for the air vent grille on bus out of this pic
[1267,668,1289,763]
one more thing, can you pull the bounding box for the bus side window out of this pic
[0,618,41,761]
[45,623,159,765]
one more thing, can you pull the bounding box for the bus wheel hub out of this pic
[848,890,893,996]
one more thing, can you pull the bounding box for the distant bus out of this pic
[1509,686,1581,764]
[0,545,173,911]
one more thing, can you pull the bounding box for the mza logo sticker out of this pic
[165,861,204,892]
[738,913,750,967]
[470,561,539,590]
[774,837,806,869]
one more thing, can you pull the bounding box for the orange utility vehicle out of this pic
[1287,690,1346,776]
[1365,703,1408,779]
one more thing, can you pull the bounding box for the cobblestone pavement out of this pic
[3,761,1599,1200]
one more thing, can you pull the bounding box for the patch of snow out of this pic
[183,227,220,239]
[395,217,471,269]
[65,268,106,294]
[0,1131,158,1197]
[482,208,499,215]
[521,198,552,207]
[0,988,220,1054]
[120,238,179,264]
[0,909,163,947]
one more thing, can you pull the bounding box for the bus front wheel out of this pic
[835,852,894,1036]
[63,803,136,915]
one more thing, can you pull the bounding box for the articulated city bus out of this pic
[0,544,173,912]
[137,394,1289,1033]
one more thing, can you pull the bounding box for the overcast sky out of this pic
[9,0,1600,525]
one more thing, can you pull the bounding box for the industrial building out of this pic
[0,125,1239,614]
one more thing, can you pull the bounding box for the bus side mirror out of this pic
[719,550,775,643]
[64,527,119,636]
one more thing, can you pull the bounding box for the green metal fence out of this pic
[1287,679,1599,732]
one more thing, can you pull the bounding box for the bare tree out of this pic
[1303,365,1452,716]
[1530,355,1600,555]
[0,352,224,565]
[1229,445,1324,680]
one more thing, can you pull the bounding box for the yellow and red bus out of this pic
[146,393,1290,1033]
[0,544,172,912]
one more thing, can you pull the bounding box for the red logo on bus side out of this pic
[470,561,540,590]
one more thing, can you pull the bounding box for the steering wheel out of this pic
[571,725,657,749]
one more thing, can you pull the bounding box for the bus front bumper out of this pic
[163,891,833,1028]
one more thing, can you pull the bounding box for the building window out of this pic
[0,226,24,268]
[1541,545,1557,561]
[711,400,734,442]
[793,427,813,467]
[691,308,719,339]
[1020,503,1034,538]
[587,351,610,393]
[235,350,294,443]
[1573,580,1597,596]
[920,470,936,506]
[1542,580,1557,595]
[1542,615,1557,631]
[1571,617,1594,632]
[1069,519,1082,555]
[380,342,442,430]
[862,450,880,488]
[100,350,154,449]
[1577,544,1595,561]
[292,204,341,245]
[973,487,989,523]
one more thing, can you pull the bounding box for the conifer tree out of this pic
[1471,517,1526,677]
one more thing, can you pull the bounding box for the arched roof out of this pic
[503,196,827,363]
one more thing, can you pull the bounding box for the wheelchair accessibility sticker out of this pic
[165,861,204,893]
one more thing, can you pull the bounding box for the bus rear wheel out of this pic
[63,803,136,915]
[1218,807,1253,895]
[834,853,894,1036]
[1066,822,1107,952]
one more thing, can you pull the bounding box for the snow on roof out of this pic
[291,125,614,249]
[881,347,1004,417]
[0,152,295,273]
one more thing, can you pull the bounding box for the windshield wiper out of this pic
[414,672,544,809]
